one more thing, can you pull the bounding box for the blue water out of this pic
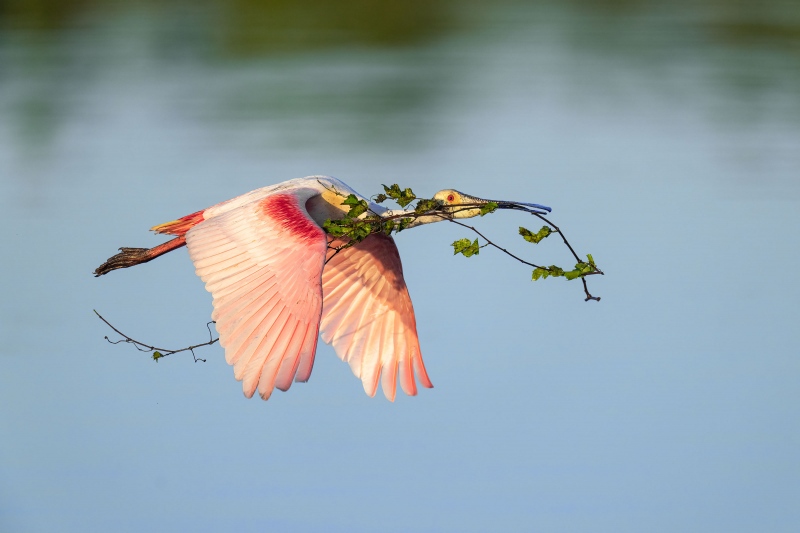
[1,2,798,532]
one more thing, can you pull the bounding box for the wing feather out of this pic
[261,320,305,399]
[274,320,304,391]
[320,234,433,401]
[233,303,286,383]
[220,291,281,364]
[185,189,327,400]
[241,307,291,397]
[359,316,383,398]
[413,345,433,388]
[294,321,320,384]
[294,321,317,384]
[381,313,402,401]
[205,263,263,293]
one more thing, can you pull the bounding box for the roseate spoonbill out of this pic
[95,176,551,401]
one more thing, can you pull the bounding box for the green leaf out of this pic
[374,194,388,204]
[398,189,416,207]
[341,194,368,218]
[322,219,347,237]
[519,226,551,244]
[341,194,361,207]
[382,220,396,235]
[587,253,595,267]
[382,183,401,196]
[532,267,547,281]
[479,201,498,216]
[347,204,368,218]
[559,260,595,281]
[382,183,417,207]
[452,238,471,254]
[452,238,480,258]
[152,351,163,362]
[564,260,595,280]
[414,199,439,214]
[351,221,372,241]
[519,227,534,241]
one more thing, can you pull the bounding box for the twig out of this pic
[445,217,543,269]
[446,216,602,301]
[94,309,215,362]
[325,237,350,265]
[531,212,604,301]
[581,277,600,302]
[534,213,580,264]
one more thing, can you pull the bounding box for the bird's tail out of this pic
[150,210,205,236]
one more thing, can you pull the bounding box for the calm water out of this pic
[2,2,799,532]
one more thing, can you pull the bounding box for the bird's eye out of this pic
[447,194,455,203]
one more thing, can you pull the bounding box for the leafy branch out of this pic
[94,309,215,362]
[325,183,604,301]
[319,182,440,264]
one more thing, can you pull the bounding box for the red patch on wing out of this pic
[151,210,205,236]
[261,194,323,242]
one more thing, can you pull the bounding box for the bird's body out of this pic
[95,176,550,401]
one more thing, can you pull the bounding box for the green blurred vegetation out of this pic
[216,0,449,55]
[0,0,89,32]
[0,0,452,54]
[1,0,798,153]
[2,0,798,55]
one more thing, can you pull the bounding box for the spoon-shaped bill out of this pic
[495,200,552,215]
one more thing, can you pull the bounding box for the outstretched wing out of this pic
[321,234,433,401]
[185,190,328,400]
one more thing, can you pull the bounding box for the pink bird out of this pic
[95,176,551,401]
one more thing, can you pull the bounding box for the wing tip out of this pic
[258,383,276,400]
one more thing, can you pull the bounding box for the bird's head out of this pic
[432,189,552,218]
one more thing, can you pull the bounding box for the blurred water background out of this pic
[1,1,799,531]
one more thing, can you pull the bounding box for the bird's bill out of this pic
[459,192,552,215]
[495,200,552,215]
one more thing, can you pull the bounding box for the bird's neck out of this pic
[307,190,353,226]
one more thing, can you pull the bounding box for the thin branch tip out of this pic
[95,310,217,363]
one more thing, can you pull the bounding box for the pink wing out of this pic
[321,234,433,401]
[185,190,328,400]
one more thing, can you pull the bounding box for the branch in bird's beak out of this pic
[461,193,552,216]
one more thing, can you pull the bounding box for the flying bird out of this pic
[95,176,551,401]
